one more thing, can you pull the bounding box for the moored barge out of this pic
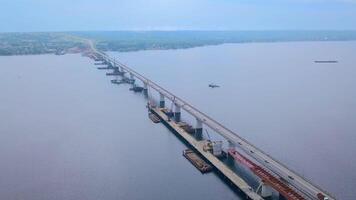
[149,113,161,123]
[183,149,212,173]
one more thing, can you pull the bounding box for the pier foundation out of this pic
[195,118,203,140]
[129,73,135,84]
[143,82,148,96]
[159,93,165,108]
[228,141,236,149]
[174,104,181,122]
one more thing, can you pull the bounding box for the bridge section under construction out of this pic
[83,40,335,200]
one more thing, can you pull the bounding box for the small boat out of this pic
[314,60,338,63]
[209,84,220,88]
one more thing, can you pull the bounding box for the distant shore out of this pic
[1,31,356,56]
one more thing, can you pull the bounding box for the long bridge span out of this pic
[86,40,334,200]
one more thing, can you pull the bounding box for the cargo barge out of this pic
[314,60,338,63]
[129,86,144,92]
[183,149,212,173]
[106,71,125,76]
[149,113,160,123]
[97,66,114,70]
[111,79,123,85]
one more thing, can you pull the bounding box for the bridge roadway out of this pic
[89,42,334,200]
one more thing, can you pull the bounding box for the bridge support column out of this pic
[174,104,181,122]
[129,73,135,84]
[226,141,236,165]
[143,82,148,96]
[108,61,113,68]
[228,141,236,149]
[159,93,165,108]
[195,118,203,140]
[256,182,273,199]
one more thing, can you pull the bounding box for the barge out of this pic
[183,149,212,173]
[149,113,161,123]
[129,86,144,92]
[314,60,338,63]
[106,71,125,76]
[97,66,114,70]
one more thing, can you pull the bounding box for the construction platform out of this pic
[150,107,264,200]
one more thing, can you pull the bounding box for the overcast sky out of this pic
[1,0,356,32]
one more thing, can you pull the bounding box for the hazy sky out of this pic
[1,0,356,32]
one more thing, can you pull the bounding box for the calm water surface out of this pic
[110,41,356,200]
[0,54,240,200]
[0,41,355,200]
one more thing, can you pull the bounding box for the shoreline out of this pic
[1,39,356,56]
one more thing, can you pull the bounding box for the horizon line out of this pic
[1,29,356,34]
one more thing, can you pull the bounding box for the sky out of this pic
[1,0,356,32]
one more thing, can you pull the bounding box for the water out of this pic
[0,55,240,200]
[109,41,356,200]
[0,41,355,200]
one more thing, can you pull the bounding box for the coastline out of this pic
[2,39,356,56]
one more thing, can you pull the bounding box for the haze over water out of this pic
[0,41,355,200]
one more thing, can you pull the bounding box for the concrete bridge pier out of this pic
[108,61,113,68]
[129,72,135,84]
[159,93,165,108]
[227,141,236,165]
[228,141,236,149]
[174,104,181,122]
[195,118,203,140]
[143,81,148,96]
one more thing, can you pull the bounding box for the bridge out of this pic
[85,40,334,200]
